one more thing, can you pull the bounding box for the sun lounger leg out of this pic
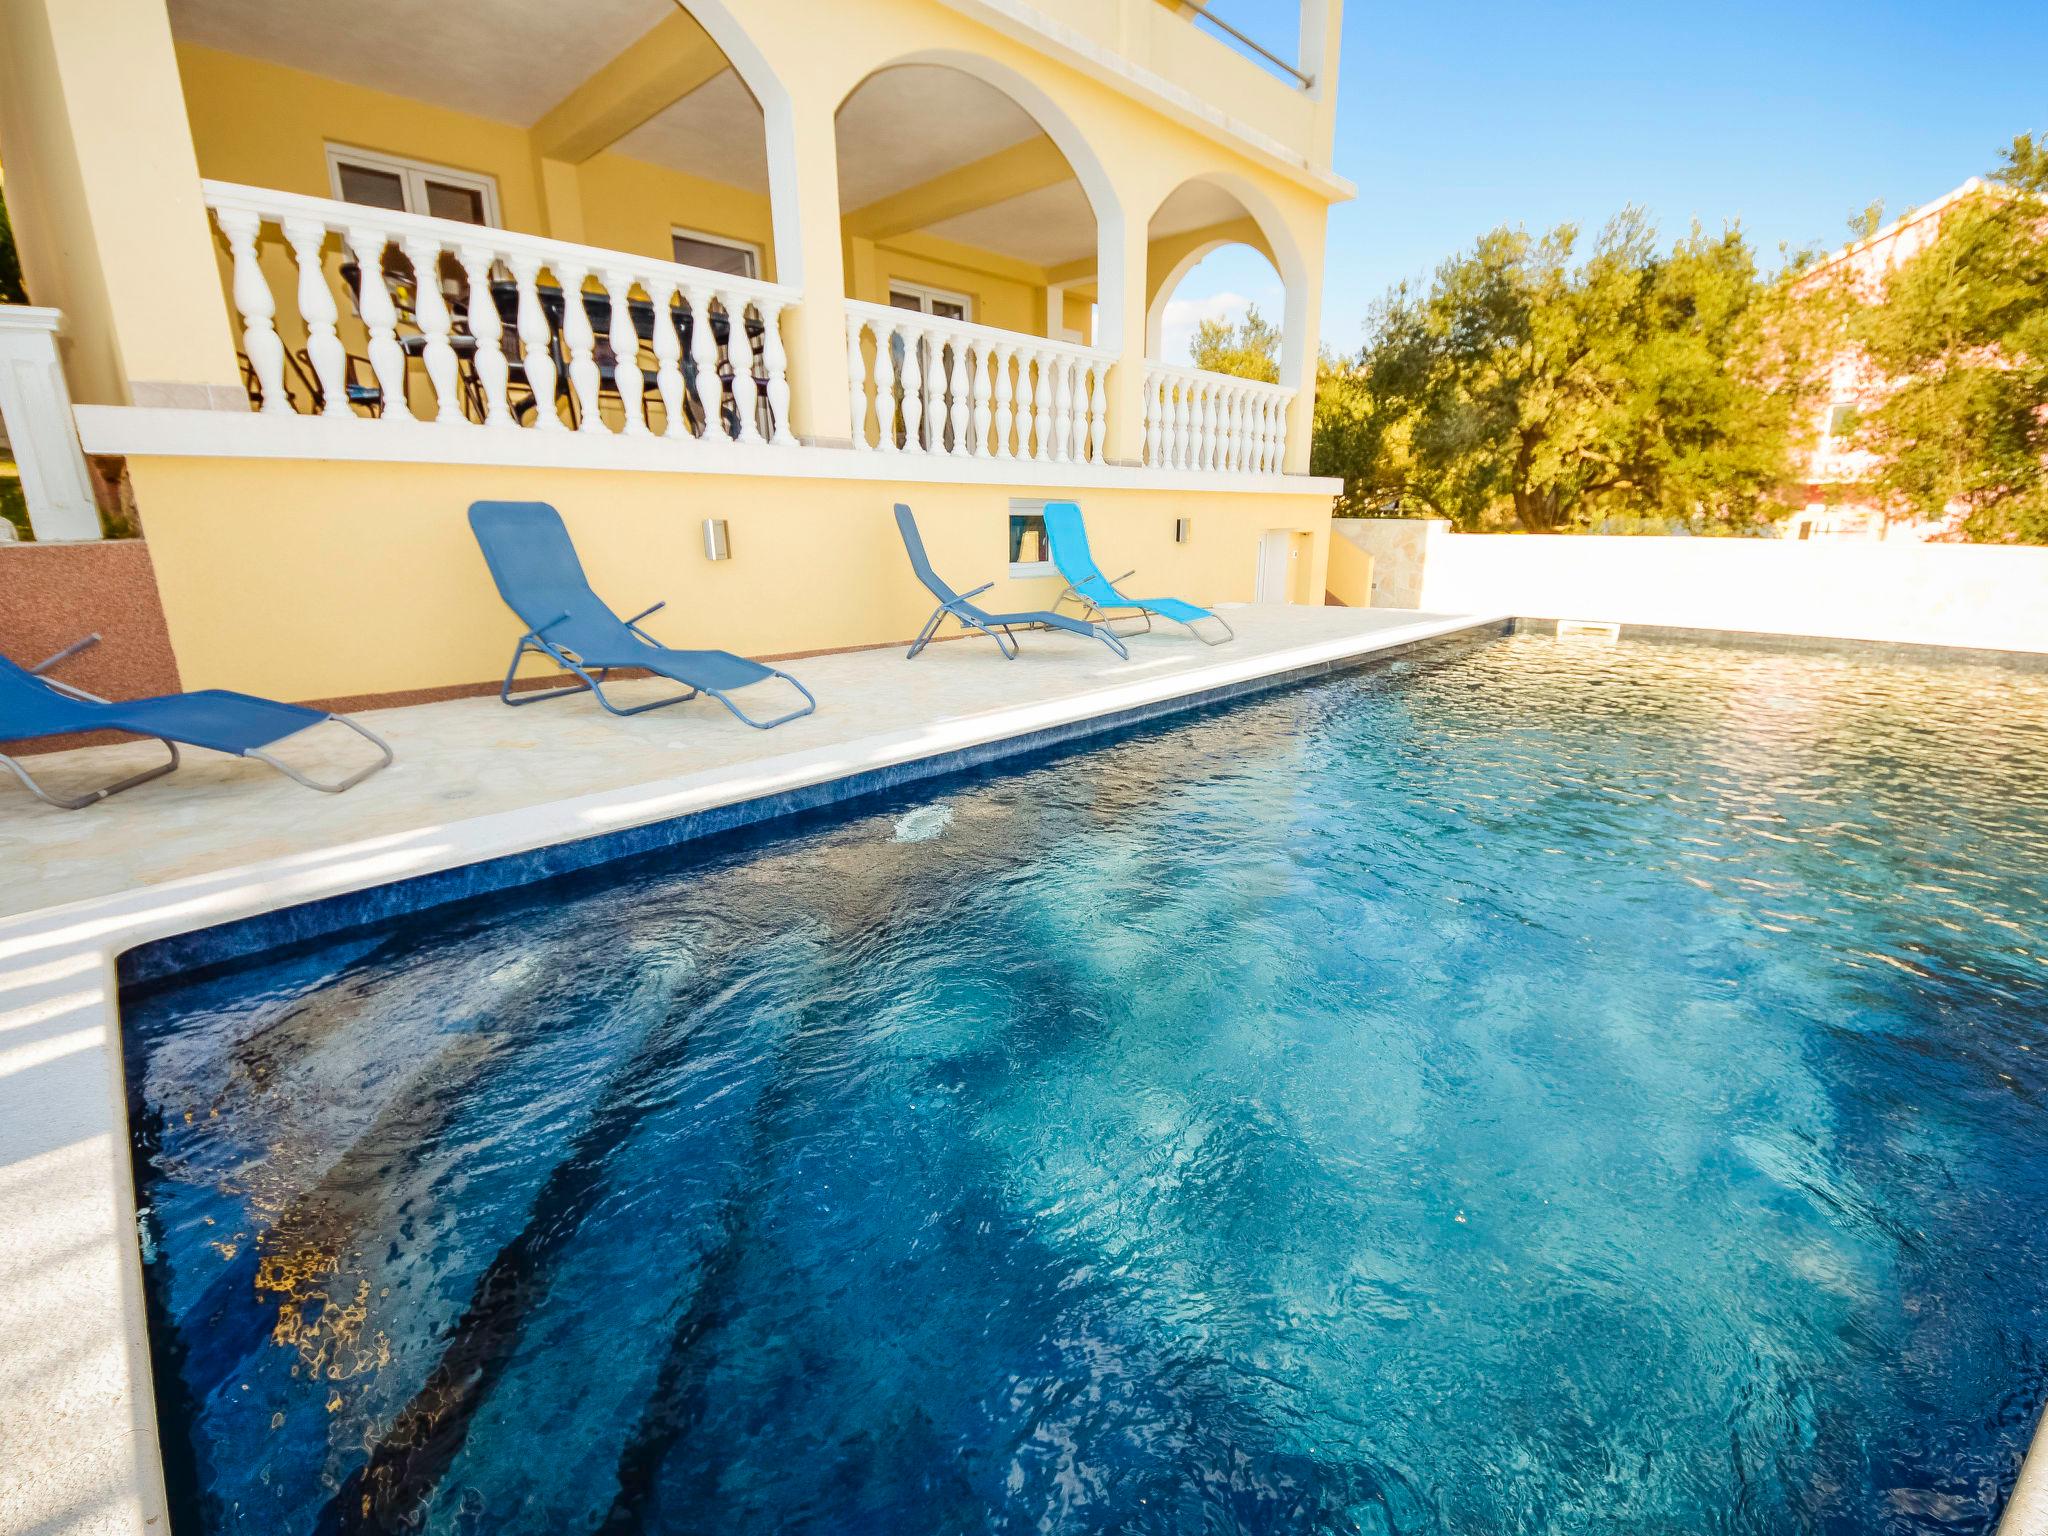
[0,738,180,810]
[907,605,948,660]
[710,669,818,731]
[245,714,394,794]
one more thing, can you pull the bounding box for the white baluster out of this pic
[1229,386,1249,472]
[1144,372,1163,466]
[1087,361,1107,464]
[731,297,765,445]
[992,345,1015,458]
[218,207,288,414]
[1032,352,1048,460]
[602,269,646,435]
[508,254,560,431]
[876,319,903,454]
[1173,379,1192,469]
[456,242,511,428]
[899,323,926,454]
[281,216,345,417]
[971,343,994,455]
[945,342,969,457]
[400,236,462,423]
[1049,355,1071,464]
[1247,392,1266,473]
[759,300,793,445]
[1261,394,1279,473]
[847,315,872,450]
[345,226,409,423]
[555,262,602,432]
[649,279,687,440]
[682,283,720,443]
[1201,381,1219,470]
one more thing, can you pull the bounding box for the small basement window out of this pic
[671,227,761,279]
[1009,499,1053,578]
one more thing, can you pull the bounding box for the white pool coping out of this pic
[2,605,2043,1536]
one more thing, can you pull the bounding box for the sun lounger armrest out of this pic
[1109,568,1137,586]
[622,601,667,627]
[521,610,573,644]
[30,632,102,676]
[952,582,996,603]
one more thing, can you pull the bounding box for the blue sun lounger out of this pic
[1041,500,1235,646]
[468,500,816,729]
[0,636,392,810]
[893,504,1127,662]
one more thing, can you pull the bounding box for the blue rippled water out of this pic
[124,632,2048,1535]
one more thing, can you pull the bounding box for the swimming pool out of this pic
[123,631,2048,1534]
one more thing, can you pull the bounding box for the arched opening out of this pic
[1139,176,1307,472]
[833,60,1115,457]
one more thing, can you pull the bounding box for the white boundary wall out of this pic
[1336,519,2048,654]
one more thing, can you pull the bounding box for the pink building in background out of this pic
[1785,178,1984,542]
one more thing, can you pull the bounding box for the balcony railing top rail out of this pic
[846,300,1115,464]
[1142,361,1295,477]
[201,179,798,445]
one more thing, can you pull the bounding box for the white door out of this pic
[1256,530,1294,604]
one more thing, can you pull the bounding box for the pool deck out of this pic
[0,603,1508,1536]
[5,599,2045,1536]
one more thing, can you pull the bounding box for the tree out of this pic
[1188,304,1280,383]
[0,180,26,307]
[1847,135,2048,544]
[1317,212,1829,532]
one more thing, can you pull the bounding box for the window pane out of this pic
[888,289,924,312]
[673,236,756,277]
[336,163,406,212]
[1009,512,1048,565]
[423,179,487,225]
[933,299,967,321]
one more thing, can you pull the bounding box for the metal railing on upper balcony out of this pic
[202,180,798,447]
[845,301,1115,464]
[1182,1,1313,88]
[1142,363,1295,475]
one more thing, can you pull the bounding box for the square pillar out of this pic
[769,96,852,447]
[1101,202,1151,467]
[0,0,242,408]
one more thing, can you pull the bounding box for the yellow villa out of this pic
[0,0,1352,705]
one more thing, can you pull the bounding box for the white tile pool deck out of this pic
[3,601,2044,1536]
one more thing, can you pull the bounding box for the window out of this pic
[326,145,500,226]
[671,227,761,279]
[889,282,972,322]
[1009,499,1054,578]
[1825,403,1856,439]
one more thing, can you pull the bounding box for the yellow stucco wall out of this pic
[126,458,1332,702]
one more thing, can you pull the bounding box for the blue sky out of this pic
[1162,0,2048,363]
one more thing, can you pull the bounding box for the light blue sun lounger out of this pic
[893,504,1127,661]
[468,500,815,729]
[0,636,392,809]
[1041,500,1235,646]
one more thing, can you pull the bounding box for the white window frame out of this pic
[324,143,502,227]
[889,280,975,322]
[1008,497,1055,579]
[669,225,762,279]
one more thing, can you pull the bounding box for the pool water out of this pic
[124,633,2048,1535]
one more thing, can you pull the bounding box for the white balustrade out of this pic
[200,180,799,445]
[1142,364,1296,476]
[845,301,1113,463]
[0,307,100,541]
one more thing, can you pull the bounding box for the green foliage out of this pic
[1319,211,1828,532]
[1849,201,1887,242]
[1846,134,2048,543]
[1188,304,1280,383]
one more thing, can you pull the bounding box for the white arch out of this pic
[1145,236,1281,358]
[834,48,1130,346]
[670,0,807,282]
[1141,173,1308,382]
